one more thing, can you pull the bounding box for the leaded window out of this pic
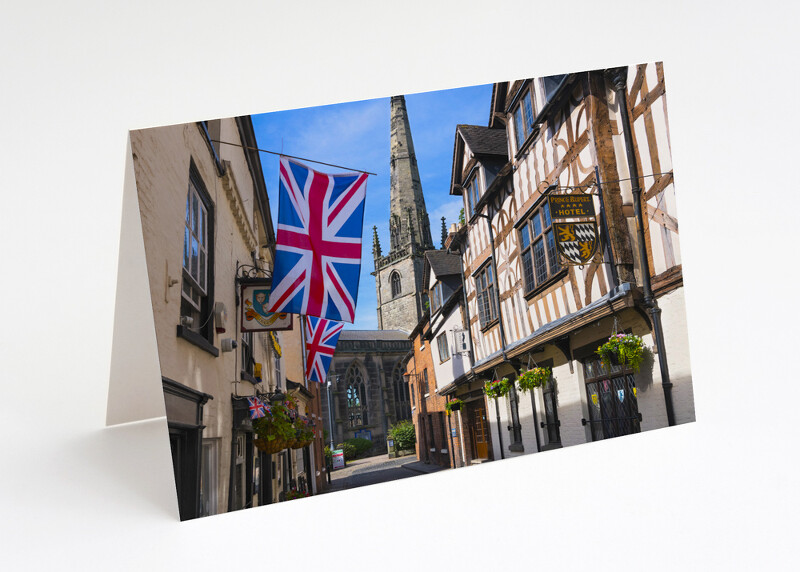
[466,173,482,216]
[430,282,444,313]
[512,86,536,152]
[393,363,410,421]
[437,332,450,363]
[519,201,560,294]
[475,263,497,327]
[345,364,368,428]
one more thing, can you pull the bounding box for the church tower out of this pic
[373,95,434,332]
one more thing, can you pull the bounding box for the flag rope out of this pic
[211,139,377,176]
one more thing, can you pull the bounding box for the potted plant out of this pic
[445,398,464,416]
[484,377,511,399]
[253,402,295,454]
[596,333,646,371]
[517,367,551,393]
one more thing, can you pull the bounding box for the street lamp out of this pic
[327,378,336,450]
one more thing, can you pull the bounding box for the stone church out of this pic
[320,95,434,451]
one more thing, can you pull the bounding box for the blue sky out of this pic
[251,83,493,330]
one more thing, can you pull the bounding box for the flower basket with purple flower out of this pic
[596,333,646,371]
[484,377,511,399]
[517,367,551,393]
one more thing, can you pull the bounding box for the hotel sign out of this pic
[548,194,596,218]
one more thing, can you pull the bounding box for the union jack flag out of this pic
[267,157,368,322]
[247,397,268,419]
[304,316,344,384]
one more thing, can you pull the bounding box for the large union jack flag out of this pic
[267,157,368,322]
[304,316,344,384]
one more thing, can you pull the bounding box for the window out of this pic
[241,332,254,378]
[512,85,536,152]
[430,282,444,313]
[475,263,498,328]
[519,201,561,294]
[422,369,430,396]
[180,164,215,349]
[541,74,567,104]
[437,332,450,363]
[583,356,641,441]
[390,271,401,298]
[410,383,415,406]
[345,364,368,427]
[393,363,410,420]
[466,172,482,216]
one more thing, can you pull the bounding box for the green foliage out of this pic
[346,437,374,458]
[389,420,416,450]
[517,367,551,393]
[336,441,357,460]
[596,333,646,371]
[458,208,465,226]
[324,445,332,459]
[252,402,295,443]
[484,377,511,399]
[445,398,464,416]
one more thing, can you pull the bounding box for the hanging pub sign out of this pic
[240,281,293,332]
[554,221,600,265]
[548,193,596,218]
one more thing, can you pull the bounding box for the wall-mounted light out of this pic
[214,302,227,333]
[221,338,237,352]
[180,315,194,327]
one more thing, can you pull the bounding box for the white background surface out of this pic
[2,1,798,570]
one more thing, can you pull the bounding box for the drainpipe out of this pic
[446,400,457,467]
[606,67,675,426]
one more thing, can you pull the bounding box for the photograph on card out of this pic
[128,61,695,520]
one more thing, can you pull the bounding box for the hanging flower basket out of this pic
[254,436,288,454]
[596,333,646,371]
[252,402,296,453]
[484,378,511,399]
[290,416,315,449]
[517,367,551,393]
[445,398,464,416]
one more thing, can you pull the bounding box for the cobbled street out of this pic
[324,454,445,493]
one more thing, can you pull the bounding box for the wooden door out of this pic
[468,401,490,460]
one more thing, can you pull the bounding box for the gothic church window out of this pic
[392,362,410,420]
[345,363,368,427]
[391,271,402,298]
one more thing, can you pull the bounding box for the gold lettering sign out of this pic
[548,194,596,218]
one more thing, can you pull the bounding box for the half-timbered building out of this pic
[443,62,694,459]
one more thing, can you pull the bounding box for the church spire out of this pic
[389,95,433,251]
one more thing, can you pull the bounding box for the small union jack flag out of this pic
[247,397,267,419]
[267,157,368,322]
[304,316,344,384]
